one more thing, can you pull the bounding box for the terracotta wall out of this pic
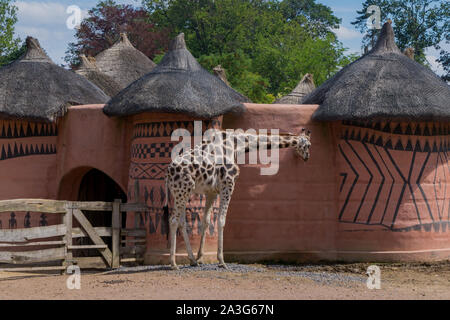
[1,103,449,263]
[223,104,450,262]
[55,105,130,201]
[0,120,58,228]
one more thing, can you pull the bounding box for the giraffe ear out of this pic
[301,128,306,133]
[307,130,311,137]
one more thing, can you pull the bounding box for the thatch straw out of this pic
[0,37,109,122]
[76,55,122,97]
[403,48,415,60]
[274,74,315,104]
[95,33,156,89]
[104,33,248,118]
[304,21,450,122]
[213,65,230,86]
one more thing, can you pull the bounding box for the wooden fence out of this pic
[0,199,147,272]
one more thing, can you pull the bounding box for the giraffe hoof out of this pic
[190,261,199,267]
[171,265,180,271]
[218,263,229,270]
[196,258,205,265]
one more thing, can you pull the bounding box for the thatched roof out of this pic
[274,74,315,104]
[94,33,156,89]
[104,33,248,118]
[305,21,450,122]
[76,55,122,97]
[0,37,109,122]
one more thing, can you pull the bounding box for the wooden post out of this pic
[111,199,121,269]
[63,202,73,274]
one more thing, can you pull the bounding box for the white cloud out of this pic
[16,1,68,26]
[331,25,362,40]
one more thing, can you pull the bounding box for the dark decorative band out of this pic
[342,120,449,136]
[131,142,175,159]
[133,120,221,140]
[0,143,56,161]
[0,121,58,139]
[342,127,449,152]
[129,162,169,180]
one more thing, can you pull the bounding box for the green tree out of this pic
[0,0,21,66]
[143,0,356,102]
[352,0,449,67]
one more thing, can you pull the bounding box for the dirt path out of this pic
[0,262,449,300]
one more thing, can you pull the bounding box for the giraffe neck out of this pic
[234,133,299,153]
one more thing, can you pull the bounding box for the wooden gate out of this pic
[0,199,147,272]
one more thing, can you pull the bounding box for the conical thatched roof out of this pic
[76,55,122,97]
[305,21,450,122]
[104,33,248,118]
[274,74,315,104]
[95,33,156,89]
[0,37,109,122]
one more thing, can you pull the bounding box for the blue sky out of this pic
[13,0,447,75]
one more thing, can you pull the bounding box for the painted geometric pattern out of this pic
[133,120,222,139]
[129,119,222,238]
[0,121,58,139]
[0,212,49,229]
[339,121,450,232]
[0,142,56,161]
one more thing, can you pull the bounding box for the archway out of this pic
[75,169,127,256]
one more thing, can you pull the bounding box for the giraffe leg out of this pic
[169,210,179,270]
[197,193,216,264]
[217,184,234,269]
[179,209,198,267]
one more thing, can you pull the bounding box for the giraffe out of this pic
[163,128,312,270]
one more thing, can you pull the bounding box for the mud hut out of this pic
[95,33,156,90]
[302,21,450,255]
[0,36,109,228]
[274,74,315,104]
[105,33,248,264]
[76,55,122,97]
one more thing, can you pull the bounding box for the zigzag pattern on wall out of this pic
[339,123,450,232]
[133,120,222,139]
[0,143,56,161]
[0,121,58,139]
[342,120,449,136]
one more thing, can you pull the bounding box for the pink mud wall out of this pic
[223,104,450,262]
[223,104,338,262]
[55,105,131,201]
[0,120,58,227]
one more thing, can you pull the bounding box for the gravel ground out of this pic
[0,261,448,300]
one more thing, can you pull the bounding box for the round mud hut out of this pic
[94,33,156,90]
[0,36,109,228]
[274,73,315,104]
[302,21,450,260]
[104,33,248,264]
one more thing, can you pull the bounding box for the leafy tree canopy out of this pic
[0,0,21,66]
[65,0,170,68]
[352,0,449,80]
[142,0,358,102]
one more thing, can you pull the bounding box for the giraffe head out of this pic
[295,128,311,161]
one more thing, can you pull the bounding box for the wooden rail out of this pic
[0,199,148,273]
